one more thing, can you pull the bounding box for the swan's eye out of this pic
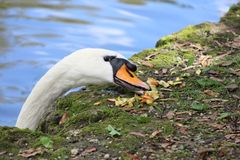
[104,56,116,62]
[126,61,137,72]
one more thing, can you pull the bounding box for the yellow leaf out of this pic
[147,78,159,87]
[159,80,170,88]
[141,91,160,104]
[94,101,101,106]
[115,97,136,107]
[167,80,174,86]
[196,69,201,75]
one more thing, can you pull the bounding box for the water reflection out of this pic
[0,0,237,126]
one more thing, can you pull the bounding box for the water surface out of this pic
[0,0,238,126]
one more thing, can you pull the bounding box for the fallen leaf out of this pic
[159,80,170,88]
[161,142,173,149]
[59,112,69,125]
[209,77,224,82]
[178,127,188,135]
[94,101,101,106]
[106,125,121,137]
[71,148,79,157]
[225,84,238,92]
[203,89,219,97]
[141,91,160,104]
[229,68,240,76]
[195,69,201,75]
[39,136,53,149]
[208,70,220,75]
[114,97,136,107]
[219,61,233,67]
[191,103,208,111]
[225,134,240,140]
[145,53,158,60]
[127,153,140,160]
[140,60,154,68]
[147,78,159,87]
[80,147,97,157]
[198,148,215,159]
[162,68,168,74]
[129,132,145,137]
[208,123,224,129]
[107,98,116,103]
[0,151,6,156]
[198,55,213,67]
[175,111,193,115]
[150,130,161,138]
[18,148,44,158]
[166,111,175,119]
[175,122,184,127]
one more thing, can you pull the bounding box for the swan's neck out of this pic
[16,67,73,130]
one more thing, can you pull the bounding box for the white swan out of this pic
[16,48,150,130]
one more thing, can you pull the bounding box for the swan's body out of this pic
[16,48,149,130]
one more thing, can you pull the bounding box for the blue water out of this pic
[0,0,238,126]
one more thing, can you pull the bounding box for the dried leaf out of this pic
[203,89,219,97]
[198,148,215,159]
[225,84,238,92]
[59,112,69,125]
[166,111,175,119]
[141,91,160,104]
[114,97,135,107]
[159,80,170,88]
[195,69,201,75]
[129,132,145,137]
[150,130,161,138]
[141,94,154,104]
[199,55,213,67]
[127,153,140,160]
[220,61,233,67]
[140,60,154,68]
[107,98,116,103]
[162,68,168,74]
[94,101,101,106]
[178,127,188,135]
[208,70,220,75]
[160,142,174,149]
[18,148,44,158]
[71,148,79,157]
[208,123,224,129]
[0,151,6,156]
[80,147,97,157]
[147,78,159,87]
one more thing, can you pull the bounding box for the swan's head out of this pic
[102,55,150,93]
[70,48,150,93]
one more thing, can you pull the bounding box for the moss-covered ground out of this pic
[0,3,240,160]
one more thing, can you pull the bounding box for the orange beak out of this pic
[114,64,150,92]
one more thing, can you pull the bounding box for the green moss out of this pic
[221,2,240,32]
[161,121,176,136]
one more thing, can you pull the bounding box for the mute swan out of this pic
[16,48,150,130]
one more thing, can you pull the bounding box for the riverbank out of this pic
[1,2,239,159]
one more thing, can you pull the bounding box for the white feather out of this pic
[16,48,125,130]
